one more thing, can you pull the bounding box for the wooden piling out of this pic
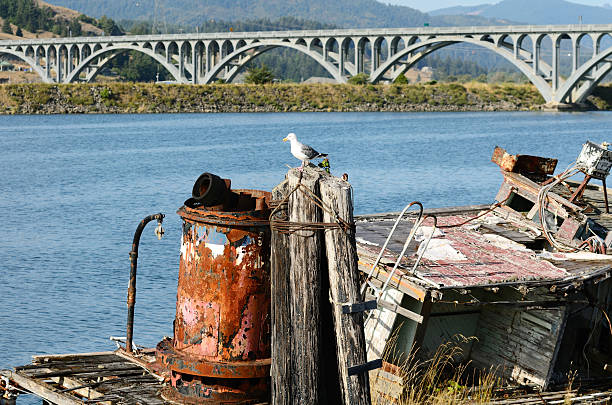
[271,167,371,405]
[287,168,324,404]
[320,174,372,405]
[271,179,292,405]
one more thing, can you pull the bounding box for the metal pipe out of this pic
[126,213,165,354]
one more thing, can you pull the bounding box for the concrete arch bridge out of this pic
[1,25,612,106]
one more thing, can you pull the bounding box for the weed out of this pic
[371,331,500,405]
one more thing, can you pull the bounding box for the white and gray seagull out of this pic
[283,133,328,169]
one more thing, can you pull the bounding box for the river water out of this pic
[1,111,611,403]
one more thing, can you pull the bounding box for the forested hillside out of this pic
[46,0,505,28]
[0,0,120,37]
[431,0,612,24]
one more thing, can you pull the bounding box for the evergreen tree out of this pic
[15,26,22,36]
[69,19,81,36]
[1,18,11,34]
[245,65,275,84]
[97,15,122,36]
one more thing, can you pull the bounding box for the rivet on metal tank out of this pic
[156,173,272,404]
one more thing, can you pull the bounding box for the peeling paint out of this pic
[156,189,271,403]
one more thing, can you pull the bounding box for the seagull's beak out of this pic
[282,137,288,142]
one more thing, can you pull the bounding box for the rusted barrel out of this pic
[157,186,271,404]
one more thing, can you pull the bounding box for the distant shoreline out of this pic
[0,82,610,115]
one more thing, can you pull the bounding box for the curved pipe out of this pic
[409,215,437,275]
[378,202,425,297]
[126,212,165,354]
[360,201,424,295]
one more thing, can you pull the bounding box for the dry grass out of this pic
[372,332,501,405]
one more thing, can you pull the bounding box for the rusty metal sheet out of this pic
[156,338,270,379]
[492,146,557,176]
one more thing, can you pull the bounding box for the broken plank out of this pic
[0,370,82,405]
[357,260,427,301]
[50,375,107,403]
[24,364,143,379]
[114,350,164,381]
[366,294,423,323]
[33,352,117,363]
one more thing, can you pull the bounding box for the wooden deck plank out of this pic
[3,351,169,405]
[0,370,82,405]
[32,352,118,363]
[50,375,108,404]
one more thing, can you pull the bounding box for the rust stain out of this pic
[156,185,271,403]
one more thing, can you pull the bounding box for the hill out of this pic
[0,0,102,41]
[431,0,612,25]
[44,0,507,28]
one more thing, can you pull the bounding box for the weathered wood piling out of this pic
[271,167,372,405]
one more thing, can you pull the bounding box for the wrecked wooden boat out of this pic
[358,141,612,401]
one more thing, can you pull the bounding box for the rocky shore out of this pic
[0,82,610,114]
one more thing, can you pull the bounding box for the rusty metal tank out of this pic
[157,173,271,404]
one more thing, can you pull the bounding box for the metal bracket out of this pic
[348,359,383,376]
[341,300,377,314]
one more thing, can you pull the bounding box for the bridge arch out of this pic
[369,36,554,101]
[64,44,182,83]
[555,46,612,103]
[202,39,347,84]
[0,48,51,83]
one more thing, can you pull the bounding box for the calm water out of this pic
[1,111,611,402]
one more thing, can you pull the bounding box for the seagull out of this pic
[283,133,328,169]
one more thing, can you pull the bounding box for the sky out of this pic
[391,0,610,12]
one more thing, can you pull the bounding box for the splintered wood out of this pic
[0,351,165,405]
[271,167,371,405]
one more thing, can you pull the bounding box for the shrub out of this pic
[245,65,274,84]
[100,87,112,100]
[394,74,409,84]
[348,73,369,85]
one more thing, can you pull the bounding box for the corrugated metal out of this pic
[356,214,568,289]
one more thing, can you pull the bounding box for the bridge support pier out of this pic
[542,102,590,111]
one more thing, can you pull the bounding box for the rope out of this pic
[269,175,354,236]
[537,164,582,252]
[438,187,515,229]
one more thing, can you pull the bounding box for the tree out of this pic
[1,18,11,34]
[69,19,81,37]
[15,26,22,36]
[118,51,168,82]
[98,15,122,36]
[245,64,274,84]
[393,74,408,84]
[347,73,369,85]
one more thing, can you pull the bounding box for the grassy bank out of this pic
[0,81,610,114]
